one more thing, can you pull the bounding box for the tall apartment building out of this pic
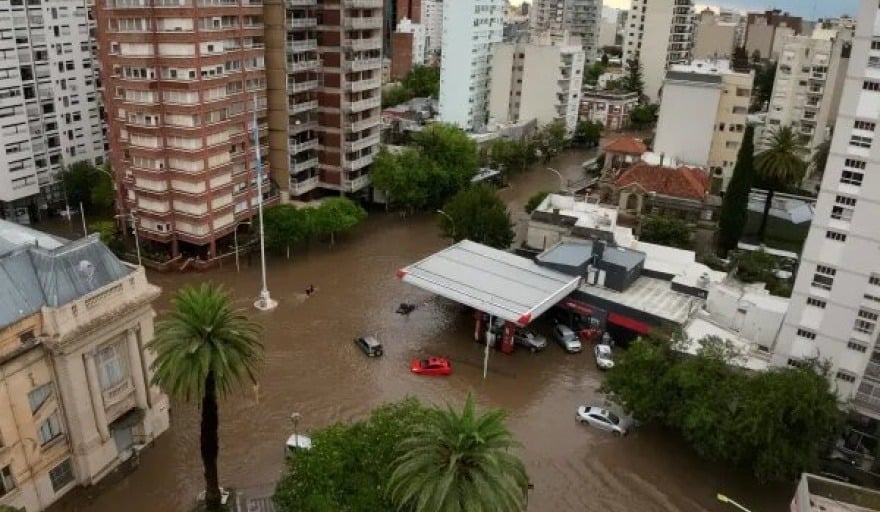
[622,0,694,102]
[422,0,442,57]
[0,0,105,225]
[0,222,169,512]
[97,0,273,259]
[528,0,600,63]
[488,32,584,133]
[744,9,802,61]
[653,59,752,189]
[771,0,880,421]
[692,8,736,60]
[438,0,502,131]
[762,30,852,180]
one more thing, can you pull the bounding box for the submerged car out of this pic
[514,329,548,353]
[410,357,452,376]
[354,335,383,357]
[553,325,583,353]
[594,344,614,370]
[575,406,632,436]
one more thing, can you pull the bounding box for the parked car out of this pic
[354,335,383,357]
[410,357,452,376]
[514,329,547,353]
[594,344,614,370]
[553,325,582,353]
[575,406,632,436]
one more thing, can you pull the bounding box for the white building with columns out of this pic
[0,221,169,512]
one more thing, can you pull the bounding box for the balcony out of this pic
[344,132,380,152]
[289,79,319,93]
[344,38,382,52]
[289,17,317,29]
[346,77,381,93]
[344,153,373,172]
[345,16,382,30]
[290,99,318,114]
[288,39,317,53]
[291,120,318,134]
[290,138,318,153]
[289,60,320,73]
[349,116,380,132]
[343,174,371,192]
[287,0,317,5]
[346,96,381,112]
[290,175,319,196]
[855,392,880,416]
[291,157,319,173]
[344,0,382,6]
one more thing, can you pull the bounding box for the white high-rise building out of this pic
[423,0,443,57]
[439,0,503,131]
[772,0,880,421]
[622,0,694,102]
[0,0,105,224]
[529,0,601,63]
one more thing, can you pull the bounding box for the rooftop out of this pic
[0,219,66,255]
[604,137,647,155]
[534,194,621,234]
[580,275,700,324]
[615,161,710,201]
[800,473,880,512]
[668,59,741,75]
[681,316,770,371]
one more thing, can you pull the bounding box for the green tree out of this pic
[382,84,413,108]
[388,394,528,512]
[574,120,602,148]
[371,147,433,213]
[412,123,479,203]
[92,162,115,212]
[754,125,807,242]
[751,61,776,112]
[751,49,762,65]
[485,138,534,176]
[524,190,550,214]
[311,197,367,246]
[731,46,750,73]
[533,121,569,163]
[601,53,610,66]
[638,215,691,248]
[402,65,441,97]
[89,220,117,245]
[810,138,831,183]
[440,185,514,249]
[264,204,312,258]
[274,398,431,511]
[718,125,755,255]
[149,284,263,512]
[584,61,606,84]
[623,58,644,99]
[61,160,101,212]
[629,104,658,128]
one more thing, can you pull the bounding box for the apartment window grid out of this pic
[806,297,827,309]
[863,80,880,91]
[811,265,836,291]
[832,195,857,221]
[836,370,857,383]
[826,230,847,242]
[796,328,817,340]
[854,120,877,131]
[841,169,864,186]
[865,293,880,306]
[848,340,868,353]
[850,134,872,149]
[854,309,879,335]
[870,274,880,286]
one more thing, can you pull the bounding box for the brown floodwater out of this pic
[46,150,790,512]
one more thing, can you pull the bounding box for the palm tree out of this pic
[149,283,263,511]
[754,126,807,242]
[387,394,528,512]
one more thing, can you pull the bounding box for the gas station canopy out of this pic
[397,240,582,326]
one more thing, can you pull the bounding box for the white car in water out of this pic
[575,406,632,436]
[594,344,614,370]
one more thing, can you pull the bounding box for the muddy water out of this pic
[47,150,790,512]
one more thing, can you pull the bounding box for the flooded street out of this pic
[48,150,790,512]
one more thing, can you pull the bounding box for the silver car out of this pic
[514,329,547,353]
[575,406,631,436]
[552,324,582,353]
[594,344,614,370]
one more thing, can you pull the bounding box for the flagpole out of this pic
[252,94,277,311]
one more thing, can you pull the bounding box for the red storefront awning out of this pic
[607,312,652,334]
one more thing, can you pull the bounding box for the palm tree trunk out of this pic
[757,188,774,243]
[201,371,222,511]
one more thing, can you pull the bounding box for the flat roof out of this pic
[537,241,593,268]
[398,240,581,325]
[682,316,770,371]
[580,276,699,324]
[601,246,645,270]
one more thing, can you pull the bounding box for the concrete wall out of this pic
[488,43,516,125]
[709,71,754,188]
[745,23,774,59]
[693,23,736,59]
[640,0,674,102]
[654,79,721,167]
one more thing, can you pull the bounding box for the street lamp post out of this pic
[546,167,565,193]
[252,95,277,311]
[436,209,456,245]
[716,493,753,512]
[290,412,301,449]
[233,221,252,273]
[115,212,142,266]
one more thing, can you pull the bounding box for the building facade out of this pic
[528,0,600,63]
[744,9,803,61]
[622,0,694,103]
[97,0,273,259]
[772,0,880,421]
[654,60,752,188]
[579,90,638,131]
[0,224,169,512]
[0,0,105,225]
[390,17,425,79]
[692,8,736,60]
[438,0,503,131]
[488,33,584,133]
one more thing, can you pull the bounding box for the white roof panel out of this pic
[399,240,581,325]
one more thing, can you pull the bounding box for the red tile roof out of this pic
[604,137,648,155]
[615,162,710,200]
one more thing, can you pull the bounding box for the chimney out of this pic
[592,240,606,263]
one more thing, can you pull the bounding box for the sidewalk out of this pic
[234,484,277,512]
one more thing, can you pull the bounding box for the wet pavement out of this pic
[47,150,790,512]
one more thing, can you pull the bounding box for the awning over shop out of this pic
[397,240,581,326]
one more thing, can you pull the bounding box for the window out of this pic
[841,170,864,186]
[49,459,74,492]
[845,158,866,169]
[836,371,857,383]
[0,465,14,497]
[871,274,880,286]
[865,293,880,305]
[832,195,856,221]
[855,309,879,334]
[850,135,872,148]
[96,343,127,391]
[855,120,877,131]
[848,340,868,353]
[797,328,816,340]
[806,297,827,309]
[787,358,808,368]
[812,265,836,291]
[826,230,847,242]
[28,383,51,413]
[873,39,880,50]
[37,411,63,445]
[863,80,880,91]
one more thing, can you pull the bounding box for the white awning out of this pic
[397,240,581,326]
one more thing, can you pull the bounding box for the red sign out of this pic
[607,312,651,334]
[561,299,594,316]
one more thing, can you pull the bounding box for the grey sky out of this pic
[599,0,859,19]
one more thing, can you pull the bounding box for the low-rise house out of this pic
[0,221,169,512]
[579,90,639,131]
[791,473,880,512]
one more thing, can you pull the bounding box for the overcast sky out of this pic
[597,0,859,19]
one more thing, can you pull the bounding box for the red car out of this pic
[410,357,452,376]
